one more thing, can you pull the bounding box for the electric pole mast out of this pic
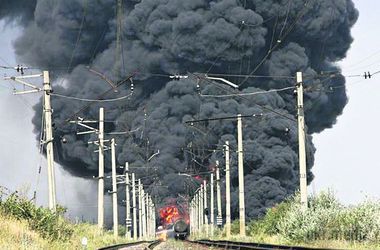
[237,114,246,236]
[225,141,231,238]
[111,138,118,237]
[141,189,146,239]
[138,179,142,240]
[210,171,214,236]
[199,185,204,230]
[4,71,57,212]
[203,180,208,235]
[132,173,137,240]
[146,195,150,239]
[98,107,105,229]
[43,71,57,212]
[296,72,308,210]
[125,162,131,239]
[216,160,222,227]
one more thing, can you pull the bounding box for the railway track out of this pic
[98,240,161,250]
[186,239,337,250]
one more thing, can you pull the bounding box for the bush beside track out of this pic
[0,190,134,249]
[201,191,380,249]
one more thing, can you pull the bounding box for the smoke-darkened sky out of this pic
[1,0,377,223]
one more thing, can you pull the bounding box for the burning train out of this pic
[156,204,189,240]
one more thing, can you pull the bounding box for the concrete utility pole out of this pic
[199,186,203,229]
[225,141,231,238]
[4,71,56,212]
[203,180,208,231]
[210,171,214,236]
[98,107,105,229]
[296,72,308,210]
[194,194,198,233]
[138,179,142,240]
[43,71,57,212]
[132,173,137,240]
[146,196,151,239]
[141,189,146,239]
[216,161,222,227]
[125,162,131,239]
[237,114,246,236]
[111,138,118,237]
[195,196,199,233]
[152,199,156,237]
[190,201,193,234]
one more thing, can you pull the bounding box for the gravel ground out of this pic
[154,240,221,250]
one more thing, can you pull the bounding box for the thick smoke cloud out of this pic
[0,0,358,219]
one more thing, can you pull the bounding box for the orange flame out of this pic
[159,205,180,225]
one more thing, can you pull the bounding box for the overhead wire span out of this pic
[206,22,244,74]
[105,127,141,135]
[190,72,297,122]
[200,86,295,98]
[51,92,132,102]
[200,72,295,79]
[238,0,313,88]
[66,0,88,74]
[60,71,136,125]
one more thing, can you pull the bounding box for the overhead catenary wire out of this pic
[190,72,297,123]
[51,92,132,102]
[238,0,313,88]
[66,0,88,74]
[200,86,295,98]
[60,71,136,125]
[200,72,295,79]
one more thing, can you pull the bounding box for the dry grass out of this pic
[0,211,135,250]
[0,212,48,250]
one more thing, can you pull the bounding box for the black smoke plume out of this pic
[0,0,358,219]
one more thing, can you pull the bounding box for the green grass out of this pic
[0,193,134,249]
[193,191,380,249]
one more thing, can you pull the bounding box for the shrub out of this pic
[248,197,293,236]
[0,194,73,241]
[275,191,380,243]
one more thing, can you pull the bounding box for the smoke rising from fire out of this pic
[0,0,358,219]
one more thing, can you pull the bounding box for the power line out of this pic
[199,72,295,79]
[61,71,136,124]
[191,72,297,122]
[51,92,132,102]
[238,0,313,88]
[200,86,294,98]
[66,0,88,74]
[184,113,263,124]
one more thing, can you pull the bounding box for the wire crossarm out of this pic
[4,74,43,95]
[204,75,239,89]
